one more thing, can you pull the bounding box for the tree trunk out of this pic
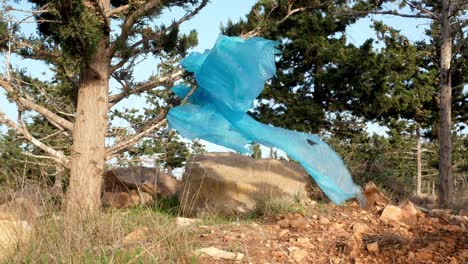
[437,0,453,208]
[416,125,422,196]
[65,0,110,220]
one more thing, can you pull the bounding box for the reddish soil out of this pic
[192,202,467,263]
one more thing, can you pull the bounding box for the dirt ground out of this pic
[191,201,467,263]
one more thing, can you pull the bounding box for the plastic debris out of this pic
[167,35,363,205]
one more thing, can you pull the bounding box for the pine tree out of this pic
[0,0,208,232]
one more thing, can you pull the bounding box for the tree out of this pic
[0,0,208,225]
[359,0,467,207]
[225,0,466,207]
[222,0,377,133]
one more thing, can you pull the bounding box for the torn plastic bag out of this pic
[167,35,363,205]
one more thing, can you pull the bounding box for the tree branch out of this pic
[0,111,69,166]
[109,70,183,107]
[368,10,433,19]
[0,79,74,131]
[402,0,439,20]
[109,0,164,58]
[109,0,208,73]
[106,110,168,159]
[107,4,130,18]
[106,84,197,159]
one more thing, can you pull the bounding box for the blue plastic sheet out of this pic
[167,35,363,205]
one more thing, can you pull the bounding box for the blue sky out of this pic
[0,0,434,151]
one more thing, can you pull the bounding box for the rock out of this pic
[329,223,344,231]
[429,209,451,220]
[400,201,418,226]
[331,229,352,239]
[122,227,150,245]
[297,237,310,244]
[380,202,417,227]
[289,218,309,230]
[104,166,179,198]
[352,223,370,234]
[278,229,290,239]
[363,182,390,209]
[459,210,468,217]
[347,231,362,258]
[449,215,467,228]
[195,247,244,260]
[0,185,51,221]
[178,153,312,216]
[290,248,308,263]
[366,242,379,254]
[102,190,153,209]
[176,217,200,227]
[319,217,330,225]
[415,250,433,261]
[0,219,32,261]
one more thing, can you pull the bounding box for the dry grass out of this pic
[4,199,199,263]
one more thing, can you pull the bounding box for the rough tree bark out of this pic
[65,0,111,219]
[437,0,453,208]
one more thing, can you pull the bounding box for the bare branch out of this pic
[109,70,183,107]
[402,0,439,20]
[109,0,208,63]
[242,2,327,38]
[106,111,168,159]
[106,84,197,159]
[109,0,164,58]
[110,0,208,73]
[0,79,74,131]
[0,111,69,166]
[367,10,433,19]
[107,4,130,18]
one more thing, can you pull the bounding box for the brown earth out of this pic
[190,201,467,263]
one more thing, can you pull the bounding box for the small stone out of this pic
[195,247,242,261]
[347,231,362,258]
[408,251,415,259]
[223,235,236,241]
[278,229,289,239]
[270,225,281,231]
[330,223,345,231]
[312,215,318,220]
[415,251,432,261]
[319,217,330,225]
[176,217,200,227]
[366,242,379,254]
[352,223,370,234]
[291,249,308,263]
[380,203,417,228]
[122,227,150,245]
[288,246,300,252]
[459,210,468,217]
[297,237,310,244]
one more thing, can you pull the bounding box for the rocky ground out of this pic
[1,182,467,263]
[189,200,467,263]
[184,182,468,264]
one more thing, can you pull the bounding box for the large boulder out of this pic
[0,185,52,221]
[103,166,179,197]
[102,166,180,208]
[178,152,312,216]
